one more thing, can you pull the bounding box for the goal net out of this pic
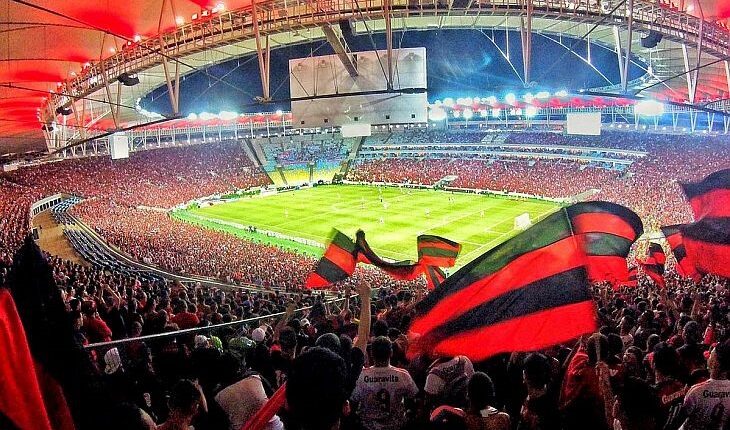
[514,213,532,230]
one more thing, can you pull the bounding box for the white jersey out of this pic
[351,365,419,430]
[680,378,730,430]
[424,355,475,396]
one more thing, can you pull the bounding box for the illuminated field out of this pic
[182,185,560,265]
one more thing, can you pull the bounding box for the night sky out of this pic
[141,29,645,115]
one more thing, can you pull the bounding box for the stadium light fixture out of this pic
[219,111,238,120]
[523,93,534,103]
[463,108,474,120]
[134,35,142,42]
[429,107,447,121]
[175,16,185,25]
[443,98,455,107]
[535,91,550,100]
[486,96,497,105]
[525,106,538,118]
[110,47,116,54]
[505,93,516,105]
[200,112,215,120]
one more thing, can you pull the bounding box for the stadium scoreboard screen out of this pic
[110,133,130,160]
[289,47,428,128]
[566,112,602,136]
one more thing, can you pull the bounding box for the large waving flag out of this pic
[679,169,730,278]
[1,237,98,430]
[566,202,644,286]
[0,288,54,429]
[305,230,461,289]
[407,202,641,361]
[661,225,701,280]
[305,230,359,288]
[637,243,666,288]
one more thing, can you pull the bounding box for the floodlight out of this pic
[429,107,446,121]
[219,111,238,120]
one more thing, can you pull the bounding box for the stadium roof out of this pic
[1,0,730,154]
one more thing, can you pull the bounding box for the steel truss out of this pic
[42,0,730,152]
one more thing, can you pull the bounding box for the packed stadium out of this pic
[2,1,730,430]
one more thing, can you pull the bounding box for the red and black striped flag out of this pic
[417,235,462,268]
[0,288,54,429]
[305,230,358,289]
[566,202,644,286]
[305,230,461,289]
[424,266,447,291]
[679,169,730,278]
[638,243,666,288]
[622,267,639,288]
[407,202,641,361]
[661,225,701,280]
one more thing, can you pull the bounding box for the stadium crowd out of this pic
[51,264,730,430]
[259,138,350,165]
[0,130,730,430]
[348,131,730,225]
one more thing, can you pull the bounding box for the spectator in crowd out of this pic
[462,372,510,430]
[424,354,475,410]
[214,353,284,430]
[351,336,419,430]
[287,347,350,430]
[158,379,206,430]
[679,339,730,430]
[517,353,559,430]
[106,403,158,430]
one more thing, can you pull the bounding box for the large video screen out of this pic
[289,48,427,127]
[566,112,602,136]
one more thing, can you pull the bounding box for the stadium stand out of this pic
[1,130,729,430]
[347,130,730,225]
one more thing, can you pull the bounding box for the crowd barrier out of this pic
[82,291,354,351]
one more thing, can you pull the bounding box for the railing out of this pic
[30,193,66,217]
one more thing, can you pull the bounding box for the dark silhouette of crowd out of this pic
[60,268,730,430]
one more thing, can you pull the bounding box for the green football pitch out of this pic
[183,185,560,266]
